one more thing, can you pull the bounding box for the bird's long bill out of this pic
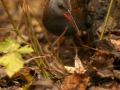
[64,10,81,36]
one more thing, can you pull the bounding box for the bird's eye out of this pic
[58,4,64,9]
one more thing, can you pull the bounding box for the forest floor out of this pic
[0,0,120,90]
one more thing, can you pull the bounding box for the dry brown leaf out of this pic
[62,73,89,90]
[75,49,86,74]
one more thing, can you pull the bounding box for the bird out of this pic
[42,0,88,36]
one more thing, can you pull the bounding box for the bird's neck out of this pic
[71,0,87,18]
[71,0,85,7]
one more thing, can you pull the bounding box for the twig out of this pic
[100,0,114,40]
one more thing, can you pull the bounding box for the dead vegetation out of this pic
[0,0,120,90]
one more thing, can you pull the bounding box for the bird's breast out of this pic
[44,16,77,36]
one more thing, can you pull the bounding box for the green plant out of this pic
[0,38,34,77]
